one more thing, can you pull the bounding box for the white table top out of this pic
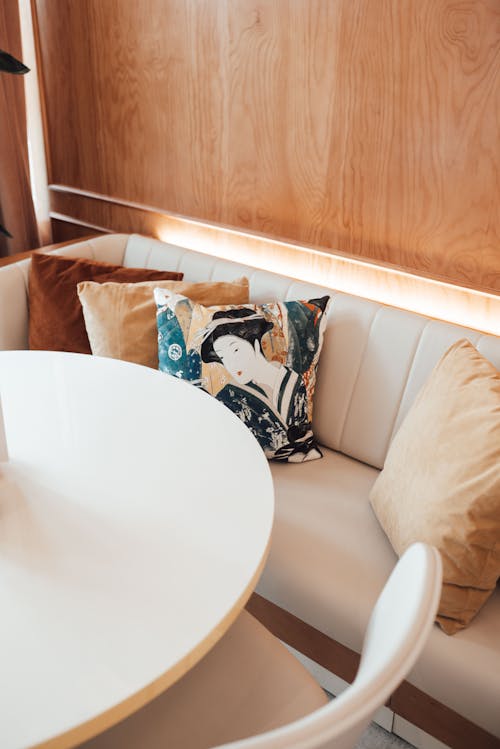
[0,351,274,749]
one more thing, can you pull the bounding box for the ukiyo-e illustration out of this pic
[155,289,331,462]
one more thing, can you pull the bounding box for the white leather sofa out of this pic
[1,233,499,749]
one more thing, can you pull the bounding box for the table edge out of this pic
[31,534,272,749]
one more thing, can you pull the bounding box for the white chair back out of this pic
[218,543,442,749]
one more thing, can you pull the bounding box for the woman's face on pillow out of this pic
[213,334,258,385]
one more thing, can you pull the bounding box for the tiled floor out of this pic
[322,689,415,749]
[323,690,414,748]
[357,723,414,749]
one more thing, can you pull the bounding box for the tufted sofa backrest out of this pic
[1,232,499,470]
[122,234,500,469]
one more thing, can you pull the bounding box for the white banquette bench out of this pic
[1,233,499,749]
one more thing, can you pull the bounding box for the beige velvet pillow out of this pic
[77,278,249,369]
[369,339,500,635]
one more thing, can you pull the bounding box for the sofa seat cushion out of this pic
[256,448,500,737]
[257,450,394,650]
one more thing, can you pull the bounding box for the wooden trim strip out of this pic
[246,593,359,684]
[246,593,500,749]
[389,681,500,749]
[0,236,98,268]
[49,211,112,235]
[0,249,37,268]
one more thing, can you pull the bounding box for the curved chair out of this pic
[80,543,442,749]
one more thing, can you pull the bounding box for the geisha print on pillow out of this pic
[155,289,331,462]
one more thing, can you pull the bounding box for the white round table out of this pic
[0,351,274,749]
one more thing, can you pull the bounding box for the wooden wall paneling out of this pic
[34,1,500,290]
[223,1,296,238]
[50,218,106,244]
[34,0,227,214]
[49,190,161,239]
[34,1,87,187]
[48,187,500,337]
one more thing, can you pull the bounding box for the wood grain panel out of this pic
[34,1,500,290]
[48,187,500,337]
[50,218,106,244]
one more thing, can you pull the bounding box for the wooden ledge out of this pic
[0,236,98,269]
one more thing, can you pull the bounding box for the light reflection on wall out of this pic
[155,216,500,337]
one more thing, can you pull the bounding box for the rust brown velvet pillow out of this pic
[28,253,183,354]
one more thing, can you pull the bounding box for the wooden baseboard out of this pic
[246,592,360,684]
[246,593,500,749]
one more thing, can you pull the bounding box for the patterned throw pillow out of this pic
[155,289,331,462]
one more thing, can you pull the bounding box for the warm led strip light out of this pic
[49,184,500,337]
[154,215,500,337]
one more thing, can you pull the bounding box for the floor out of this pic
[323,690,414,749]
[357,723,414,749]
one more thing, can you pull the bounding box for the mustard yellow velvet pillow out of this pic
[369,339,500,635]
[77,278,249,369]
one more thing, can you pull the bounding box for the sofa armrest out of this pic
[0,234,131,351]
[0,237,100,351]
